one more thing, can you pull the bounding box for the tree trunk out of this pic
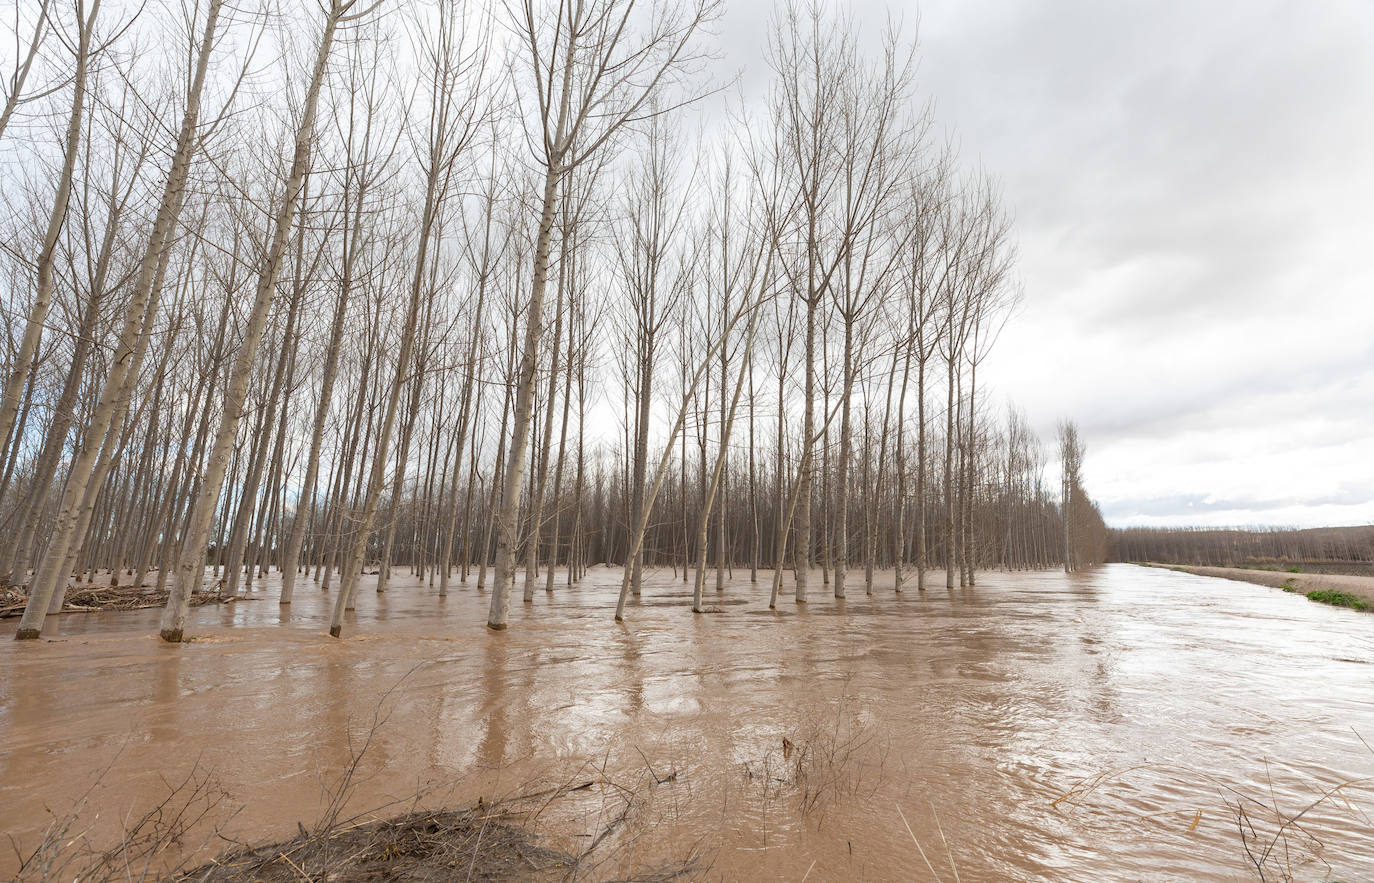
[17,0,222,638]
[0,0,99,496]
[161,1,337,643]
[488,166,560,630]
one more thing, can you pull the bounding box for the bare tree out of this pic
[0,0,52,142]
[486,0,718,630]
[161,0,366,643]
[329,0,487,637]
[1058,419,1085,574]
[17,0,221,638]
[278,21,400,604]
[0,0,101,517]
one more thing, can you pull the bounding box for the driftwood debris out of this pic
[1,584,243,619]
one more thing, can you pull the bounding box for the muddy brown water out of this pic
[2,564,1373,881]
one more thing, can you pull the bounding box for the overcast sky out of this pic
[718,0,1374,529]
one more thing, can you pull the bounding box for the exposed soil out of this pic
[1153,563,1374,608]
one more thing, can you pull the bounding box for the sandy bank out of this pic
[1148,563,1374,608]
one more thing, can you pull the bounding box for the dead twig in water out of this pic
[931,800,961,883]
[12,752,240,883]
[896,803,945,883]
[1056,758,1371,882]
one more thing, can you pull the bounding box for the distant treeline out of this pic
[1109,525,1374,567]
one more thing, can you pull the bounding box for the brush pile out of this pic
[183,808,573,882]
[0,584,239,618]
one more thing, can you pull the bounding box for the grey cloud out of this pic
[717,1,1374,527]
[1105,479,1374,523]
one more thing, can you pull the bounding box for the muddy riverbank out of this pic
[1155,563,1374,608]
[3,564,1373,880]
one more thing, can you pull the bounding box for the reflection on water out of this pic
[2,564,1373,880]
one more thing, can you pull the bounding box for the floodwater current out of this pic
[2,564,1373,881]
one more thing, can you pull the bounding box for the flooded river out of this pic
[2,564,1373,881]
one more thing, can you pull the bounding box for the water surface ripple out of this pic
[2,564,1371,881]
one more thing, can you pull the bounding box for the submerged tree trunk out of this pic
[162,0,339,643]
[279,167,367,603]
[944,336,957,590]
[693,334,754,613]
[524,236,567,602]
[489,167,560,630]
[17,0,220,639]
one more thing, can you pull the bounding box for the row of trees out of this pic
[1057,420,1108,572]
[1110,525,1374,568]
[1,0,1104,641]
